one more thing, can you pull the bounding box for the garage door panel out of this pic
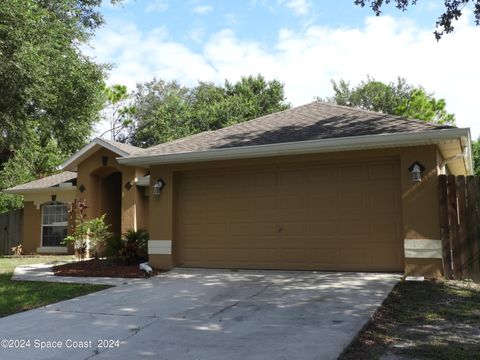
[310,248,338,265]
[177,159,403,271]
[339,192,366,209]
[309,194,337,209]
[368,162,398,179]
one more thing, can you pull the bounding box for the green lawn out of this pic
[340,279,480,360]
[0,256,110,318]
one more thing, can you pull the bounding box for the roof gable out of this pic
[60,137,142,171]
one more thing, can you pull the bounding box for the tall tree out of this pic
[101,84,135,141]
[354,0,480,39]
[0,0,113,212]
[327,77,455,125]
[126,75,290,148]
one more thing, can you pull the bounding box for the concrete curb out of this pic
[12,263,147,286]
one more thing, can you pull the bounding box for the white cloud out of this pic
[278,0,312,16]
[87,13,480,139]
[193,5,213,15]
[145,0,169,13]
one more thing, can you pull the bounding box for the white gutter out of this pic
[4,186,77,195]
[117,128,471,168]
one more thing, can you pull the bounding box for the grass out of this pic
[340,279,480,360]
[0,256,110,318]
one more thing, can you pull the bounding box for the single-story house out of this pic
[5,102,473,277]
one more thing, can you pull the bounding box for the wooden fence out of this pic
[439,175,480,280]
[0,209,23,256]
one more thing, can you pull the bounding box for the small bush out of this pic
[104,235,122,258]
[118,229,149,263]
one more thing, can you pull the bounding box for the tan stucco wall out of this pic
[147,145,442,275]
[75,147,148,235]
[22,202,42,254]
[21,189,76,254]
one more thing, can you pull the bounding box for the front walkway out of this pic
[0,269,400,360]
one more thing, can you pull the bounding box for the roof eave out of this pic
[4,186,77,195]
[117,128,472,173]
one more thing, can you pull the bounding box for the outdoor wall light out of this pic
[408,161,425,182]
[153,179,165,195]
[101,156,108,166]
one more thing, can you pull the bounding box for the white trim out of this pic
[116,128,472,173]
[37,247,68,254]
[148,240,172,255]
[5,186,76,195]
[404,239,442,259]
[60,137,130,171]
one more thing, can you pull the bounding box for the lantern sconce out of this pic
[153,178,165,195]
[408,161,426,182]
[101,156,108,166]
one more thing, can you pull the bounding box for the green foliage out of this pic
[64,214,112,260]
[125,75,290,147]
[0,131,64,212]
[101,84,135,141]
[354,0,480,40]
[328,77,455,125]
[118,229,149,263]
[84,214,113,258]
[472,140,480,176]
[0,0,112,212]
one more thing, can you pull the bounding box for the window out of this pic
[42,202,68,247]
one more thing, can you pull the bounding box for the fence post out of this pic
[438,175,452,278]
[447,175,461,279]
[466,176,478,275]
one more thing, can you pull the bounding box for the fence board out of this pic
[440,175,480,280]
[438,175,452,278]
[446,175,462,279]
[466,176,478,274]
[0,209,23,255]
[457,176,469,277]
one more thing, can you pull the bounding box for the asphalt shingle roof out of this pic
[5,171,77,192]
[134,101,452,158]
[100,138,143,155]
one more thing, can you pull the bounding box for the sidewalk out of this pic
[12,263,146,286]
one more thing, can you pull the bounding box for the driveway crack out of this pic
[84,317,159,359]
[209,283,272,319]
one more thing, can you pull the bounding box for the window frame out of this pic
[40,202,69,247]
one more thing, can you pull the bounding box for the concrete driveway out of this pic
[0,269,400,360]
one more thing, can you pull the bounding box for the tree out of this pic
[0,0,114,212]
[472,140,480,175]
[354,0,480,39]
[101,84,135,141]
[126,75,290,148]
[327,77,455,125]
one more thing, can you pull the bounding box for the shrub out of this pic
[119,229,149,263]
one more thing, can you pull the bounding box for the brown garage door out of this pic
[176,158,403,271]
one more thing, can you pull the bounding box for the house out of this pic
[5,102,473,277]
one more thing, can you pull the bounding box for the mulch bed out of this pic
[53,259,162,278]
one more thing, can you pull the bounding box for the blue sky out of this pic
[90,0,480,139]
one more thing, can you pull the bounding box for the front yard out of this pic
[340,279,480,360]
[0,256,110,318]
